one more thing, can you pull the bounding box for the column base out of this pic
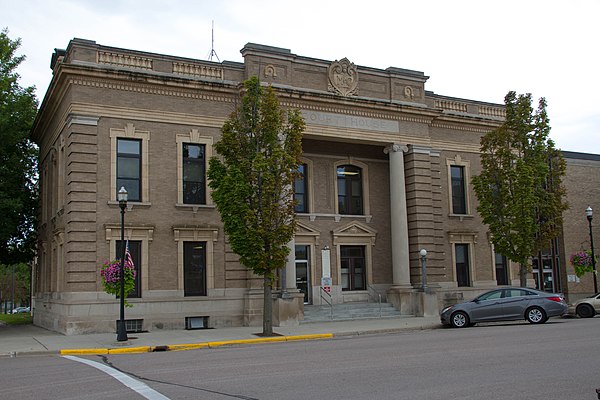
[386,286,415,315]
[413,291,439,317]
[272,291,304,327]
[387,286,439,316]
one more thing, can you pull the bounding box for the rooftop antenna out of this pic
[207,20,220,62]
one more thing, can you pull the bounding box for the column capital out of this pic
[384,143,408,154]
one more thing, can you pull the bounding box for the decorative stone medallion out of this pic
[264,64,277,78]
[328,58,358,96]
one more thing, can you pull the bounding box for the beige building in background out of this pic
[31,39,600,334]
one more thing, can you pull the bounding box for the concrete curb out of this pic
[0,350,58,358]
[58,333,335,356]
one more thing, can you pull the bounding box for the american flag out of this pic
[124,240,135,270]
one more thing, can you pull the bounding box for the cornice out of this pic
[285,100,433,125]
[67,76,237,103]
[431,120,498,134]
[68,103,228,127]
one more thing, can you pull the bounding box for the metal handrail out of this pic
[320,287,333,320]
[367,284,382,318]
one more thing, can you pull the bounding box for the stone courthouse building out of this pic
[31,39,600,334]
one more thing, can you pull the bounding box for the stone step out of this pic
[302,302,402,323]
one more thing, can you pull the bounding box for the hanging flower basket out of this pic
[100,259,136,307]
[570,250,596,278]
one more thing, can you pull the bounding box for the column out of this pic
[285,238,296,290]
[384,144,411,288]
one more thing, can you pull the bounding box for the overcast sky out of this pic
[3,0,599,153]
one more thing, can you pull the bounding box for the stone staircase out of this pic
[302,302,403,323]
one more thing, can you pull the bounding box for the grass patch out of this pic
[0,313,32,325]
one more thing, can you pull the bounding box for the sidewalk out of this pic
[0,316,441,357]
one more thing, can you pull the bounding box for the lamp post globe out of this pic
[586,206,598,294]
[118,186,128,207]
[117,186,128,342]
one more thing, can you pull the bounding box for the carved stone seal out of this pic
[328,58,358,96]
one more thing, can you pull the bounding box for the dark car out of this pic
[440,287,568,328]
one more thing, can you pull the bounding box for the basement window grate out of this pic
[186,316,209,330]
[115,319,144,333]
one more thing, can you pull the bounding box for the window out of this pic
[477,289,502,301]
[176,130,213,206]
[105,226,152,296]
[116,240,141,298]
[183,242,207,296]
[295,164,308,213]
[450,165,466,214]
[183,143,206,204]
[341,245,366,291]
[505,288,532,297]
[337,165,363,215]
[110,124,149,203]
[446,155,471,216]
[117,138,142,202]
[455,244,470,287]
[495,253,509,285]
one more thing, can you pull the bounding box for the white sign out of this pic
[321,277,332,287]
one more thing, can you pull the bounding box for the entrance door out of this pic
[341,246,366,291]
[295,245,311,304]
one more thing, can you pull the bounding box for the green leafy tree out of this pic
[472,92,567,287]
[208,77,304,335]
[0,263,31,311]
[0,28,38,266]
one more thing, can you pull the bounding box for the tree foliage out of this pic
[208,77,304,335]
[0,263,31,310]
[472,92,567,287]
[0,28,38,265]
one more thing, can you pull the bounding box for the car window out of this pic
[477,290,503,301]
[505,289,530,298]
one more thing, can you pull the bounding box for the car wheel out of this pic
[526,306,547,324]
[576,304,595,318]
[450,311,469,328]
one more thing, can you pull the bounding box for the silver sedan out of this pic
[440,287,568,328]
[573,293,600,318]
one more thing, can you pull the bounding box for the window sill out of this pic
[175,204,216,213]
[448,213,474,221]
[107,201,152,210]
[298,213,373,223]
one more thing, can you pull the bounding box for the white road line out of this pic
[62,355,170,400]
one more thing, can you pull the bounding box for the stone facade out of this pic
[31,39,600,334]
[558,152,600,301]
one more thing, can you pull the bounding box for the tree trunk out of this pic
[519,263,528,287]
[262,274,273,336]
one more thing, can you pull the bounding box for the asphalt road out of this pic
[1,317,598,399]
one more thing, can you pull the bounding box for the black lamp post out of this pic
[117,186,128,342]
[586,206,598,294]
